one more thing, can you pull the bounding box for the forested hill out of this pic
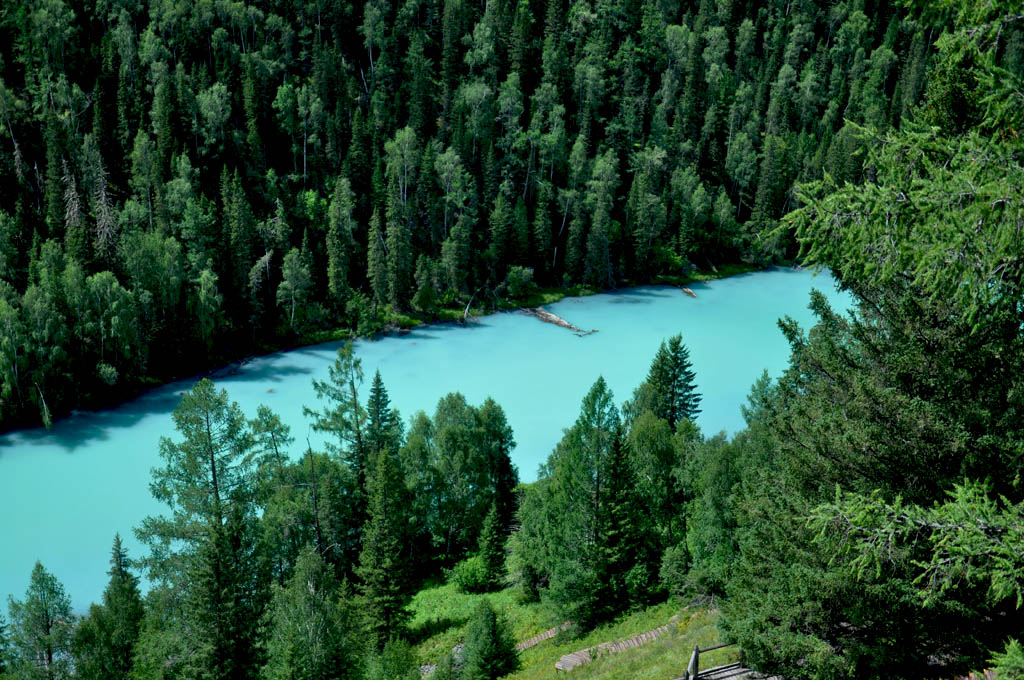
[1,0,930,427]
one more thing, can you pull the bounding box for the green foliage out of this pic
[514,378,659,629]
[791,123,1024,328]
[719,15,1024,664]
[6,562,74,680]
[477,502,506,591]
[501,267,537,301]
[403,393,519,563]
[358,449,413,647]
[262,547,359,680]
[810,481,1024,608]
[276,249,311,330]
[460,600,519,680]
[993,639,1024,680]
[364,640,420,680]
[625,335,700,428]
[0,0,975,429]
[449,556,493,595]
[304,343,370,506]
[134,380,266,679]
[71,536,143,680]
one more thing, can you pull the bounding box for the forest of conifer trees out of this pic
[2,0,1024,678]
[1,0,942,429]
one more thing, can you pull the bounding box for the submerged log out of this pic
[521,307,597,336]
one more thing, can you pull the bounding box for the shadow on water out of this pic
[603,286,676,304]
[0,384,184,453]
[0,360,318,455]
[217,361,314,385]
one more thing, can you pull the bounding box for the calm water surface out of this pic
[0,267,850,610]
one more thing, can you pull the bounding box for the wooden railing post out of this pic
[686,644,700,680]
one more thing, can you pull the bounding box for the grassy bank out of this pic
[407,582,735,680]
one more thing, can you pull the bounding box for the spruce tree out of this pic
[641,334,701,426]
[357,449,411,647]
[367,210,388,311]
[367,370,402,462]
[71,535,144,680]
[263,546,358,680]
[597,431,656,614]
[6,562,74,680]
[327,176,356,310]
[477,501,505,590]
[460,600,519,680]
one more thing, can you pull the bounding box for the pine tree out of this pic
[367,370,402,463]
[6,562,74,680]
[0,611,9,676]
[327,176,356,309]
[187,503,267,680]
[488,191,512,280]
[478,398,519,532]
[543,378,622,628]
[477,501,505,590]
[642,334,700,426]
[460,600,519,680]
[136,380,264,679]
[263,546,358,680]
[304,343,370,519]
[385,204,413,310]
[532,181,553,278]
[357,449,412,647]
[412,255,437,313]
[596,431,656,614]
[71,535,144,680]
[367,209,389,311]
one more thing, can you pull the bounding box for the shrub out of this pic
[461,600,519,680]
[448,556,491,594]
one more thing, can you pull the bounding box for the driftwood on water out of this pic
[522,307,597,337]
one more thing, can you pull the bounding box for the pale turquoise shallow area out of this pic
[0,267,851,611]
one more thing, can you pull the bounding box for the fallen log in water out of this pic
[521,307,597,336]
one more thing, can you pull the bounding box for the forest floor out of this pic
[408,582,738,679]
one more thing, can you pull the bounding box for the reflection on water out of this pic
[0,267,850,611]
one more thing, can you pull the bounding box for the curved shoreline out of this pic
[0,264,766,435]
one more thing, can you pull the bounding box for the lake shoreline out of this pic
[0,262,769,436]
[1,265,848,611]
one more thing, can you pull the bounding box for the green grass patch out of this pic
[507,601,678,680]
[545,609,736,680]
[407,583,558,666]
[407,583,735,679]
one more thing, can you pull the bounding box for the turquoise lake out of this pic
[0,267,851,610]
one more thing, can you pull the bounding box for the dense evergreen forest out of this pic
[0,0,953,429]
[3,0,1024,678]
